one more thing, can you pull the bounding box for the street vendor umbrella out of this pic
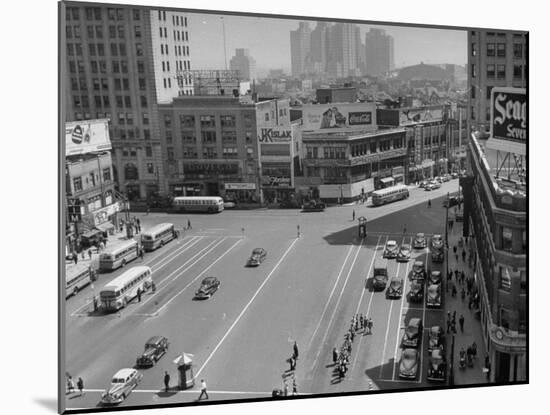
[173,352,194,366]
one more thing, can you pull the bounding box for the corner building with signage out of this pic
[158,95,260,200]
[297,103,408,202]
[461,87,527,382]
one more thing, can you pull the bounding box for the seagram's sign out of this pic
[490,87,527,143]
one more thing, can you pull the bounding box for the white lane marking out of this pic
[194,238,299,379]
[306,244,356,353]
[349,235,383,376]
[392,236,413,381]
[152,238,243,315]
[146,236,200,267]
[378,255,401,378]
[309,240,364,371]
[148,236,204,270]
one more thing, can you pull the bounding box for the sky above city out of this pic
[188,13,467,75]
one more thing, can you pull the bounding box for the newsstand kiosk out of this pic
[173,353,195,389]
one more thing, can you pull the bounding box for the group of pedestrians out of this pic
[333,314,373,380]
[66,375,84,396]
[446,310,466,334]
[281,341,299,396]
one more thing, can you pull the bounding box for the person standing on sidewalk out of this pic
[77,377,84,396]
[292,376,298,396]
[459,314,465,332]
[352,209,355,221]
[293,341,299,360]
[198,379,209,400]
[163,371,170,392]
[187,219,192,230]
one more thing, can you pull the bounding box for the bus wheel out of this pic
[121,259,126,267]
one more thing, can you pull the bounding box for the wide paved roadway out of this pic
[64,180,459,410]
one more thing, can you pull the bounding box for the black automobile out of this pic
[194,276,221,299]
[443,195,463,207]
[372,273,389,291]
[428,270,442,285]
[387,278,404,299]
[411,260,426,281]
[407,280,424,303]
[402,318,423,348]
[428,326,445,352]
[247,248,267,267]
[302,200,325,212]
[399,348,420,380]
[136,336,169,367]
[431,248,444,263]
[426,284,442,308]
[412,233,427,249]
[427,348,447,382]
[397,244,412,262]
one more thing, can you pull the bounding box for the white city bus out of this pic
[100,266,153,311]
[66,264,93,298]
[372,184,410,206]
[99,239,139,271]
[141,223,178,252]
[173,196,224,213]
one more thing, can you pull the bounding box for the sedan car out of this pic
[399,348,420,379]
[428,326,445,352]
[372,273,389,291]
[431,234,444,250]
[407,280,424,303]
[136,336,169,367]
[302,200,325,212]
[194,276,221,299]
[419,180,429,188]
[383,240,399,258]
[428,270,442,285]
[247,248,267,267]
[411,260,426,281]
[426,284,442,308]
[397,244,411,262]
[100,368,143,405]
[387,277,404,299]
[427,348,447,382]
[431,181,442,189]
[412,233,427,249]
[424,183,435,191]
[402,318,423,348]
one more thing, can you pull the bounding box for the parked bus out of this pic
[99,239,140,272]
[141,223,178,252]
[173,196,224,213]
[66,264,93,298]
[372,184,410,206]
[100,266,153,311]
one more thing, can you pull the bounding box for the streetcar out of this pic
[172,196,224,213]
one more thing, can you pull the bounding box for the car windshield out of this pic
[203,278,215,285]
[407,322,419,334]
[390,280,401,287]
[112,378,125,384]
[428,285,439,295]
[252,249,263,255]
[403,349,417,359]
[387,241,397,248]
[413,262,423,272]
[415,234,424,239]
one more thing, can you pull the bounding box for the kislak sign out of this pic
[491,87,527,143]
[258,127,292,143]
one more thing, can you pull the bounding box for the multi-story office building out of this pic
[62,3,193,200]
[310,22,329,74]
[290,22,312,78]
[462,135,526,383]
[229,48,257,82]
[467,30,527,133]
[158,96,259,201]
[365,28,394,77]
[326,23,361,78]
[150,9,193,103]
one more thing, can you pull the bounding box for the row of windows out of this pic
[166,114,255,130]
[71,168,111,193]
[119,271,150,296]
[114,244,138,260]
[69,60,144,75]
[323,147,346,159]
[175,45,190,57]
[172,15,187,27]
[67,7,137,22]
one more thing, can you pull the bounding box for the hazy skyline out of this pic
[188,13,467,75]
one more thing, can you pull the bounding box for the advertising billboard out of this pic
[258,127,293,144]
[302,103,377,131]
[65,119,111,156]
[487,87,526,155]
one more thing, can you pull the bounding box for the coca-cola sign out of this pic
[348,112,372,125]
[491,87,527,143]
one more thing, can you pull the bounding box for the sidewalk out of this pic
[65,229,140,274]
[445,214,488,385]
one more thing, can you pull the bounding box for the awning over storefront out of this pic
[380,177,395,184]
[96,221,114,233]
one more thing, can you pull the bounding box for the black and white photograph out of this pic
[57,0,530,412]
[6,0,539,414]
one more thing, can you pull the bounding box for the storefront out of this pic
[223,183,257,203]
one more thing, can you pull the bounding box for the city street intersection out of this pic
[64,180,486,409]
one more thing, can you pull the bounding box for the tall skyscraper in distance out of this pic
[310,22,329,73]
[229,48,257,81]
[326,23,361,78]
[290,22,311,77]
[365,28,394,77]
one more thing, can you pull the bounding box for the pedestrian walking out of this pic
[355,318,359,332]
[297,224,301,238]
[449,219,454,230]
[87,249,92,260]
[359,314,364,330]
[93,295,98,312]
[447,310,451,321]
[164,371,170,392]
[136,218,141,231]
[187,219,192,230]
[139,246,144,261]
[446,319,451,334]
[293,341,299,360]
[137,288,142,302]
[292,378,298,395]
[455,252,459,262]
[67,376,75,394]
[367,318,373,334]
[349,329,355,342]
[462,249,466,262]
[459,314,465,332]
[451,320,457,334]
[452,310,457,321]
[428,199,431,208]
[453,246,457,255]
[77,377,84,396]
[403,224,407,234]
[352,210,355,221]
[198,379,209,400]
[333,347,339,364]
[452,284,457,297]
[73,252,78,265]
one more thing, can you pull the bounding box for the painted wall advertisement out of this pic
[490,87,526,143]
[399,106,444,124]
[258,127,292,144]
[302,103,377,131]
[66,119,112,156]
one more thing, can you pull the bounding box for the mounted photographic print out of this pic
[59,1,528,413]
